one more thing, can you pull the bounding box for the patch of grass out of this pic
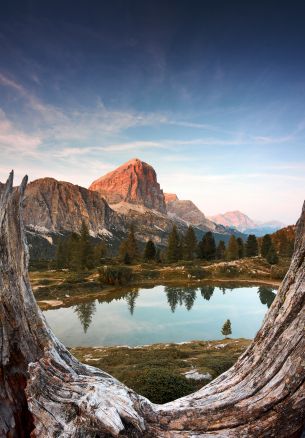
[71,339,250,404]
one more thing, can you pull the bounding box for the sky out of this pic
[0,0,304,224]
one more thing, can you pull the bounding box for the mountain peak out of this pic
[89,159,166,213]
[164,193,179,202]
[208,210,256,231]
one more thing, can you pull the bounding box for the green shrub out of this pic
[270,265,288,280]
[217,265,239,278]
[99,266,133,285]
[186,267,207,279]
[128,368,196,404]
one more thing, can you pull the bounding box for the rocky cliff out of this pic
[89,158,167,213]
[23,177,122,235]
[165,194,225,233]
[164,193,178,202]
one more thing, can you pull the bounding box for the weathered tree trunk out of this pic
[0,172,304,437]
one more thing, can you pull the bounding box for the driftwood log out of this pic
[0,172,304,437]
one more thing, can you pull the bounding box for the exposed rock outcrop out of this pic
[23,177,121,235]
[89,158,167,213]
[165,194,226,233]
[164,193,178,203]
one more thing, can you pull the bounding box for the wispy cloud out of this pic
[0,109,41,153]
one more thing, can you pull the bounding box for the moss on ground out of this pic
[70,338,250,404]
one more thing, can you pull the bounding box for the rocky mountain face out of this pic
[164,194,225,233]
[164,193,178,202]
[5,159,251,260]
[89,158,166,213]
[209,210,285,236]
[23,178,122,235]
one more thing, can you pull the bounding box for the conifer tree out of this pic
[221,319,232,338]
[266,244,279,265]
[67,232,81,271]
[144,240,156,261]
[119,225,139,263]
[74,302,96,333]
[166,225,182,263]
[226,235,239,261]
[236,237,245,259]
[216,240,226,260]
[55,238,68,268]
[261,234,272,258]
[93,242,106,266]
[198,231,216,260]
[246,234,259,257]
[79,221,94,270]
[183,226,197,260]
[124,251,131,265]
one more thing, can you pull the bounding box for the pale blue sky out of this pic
[0,1,304,223]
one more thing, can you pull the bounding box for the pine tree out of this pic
[183,226,197,260]
[226,235,239,261]
[55,238,68,268]
[246,234,259,257]
[279,234,294,258]
[266,244,279,265]
[74,302,96,333]
[119,225,139,263]
[93,242,106,266]
[221,319,232,338]
[125,291,139,315]
[124,251,131,265]
[261,234,272,258]
[67,232,81,271]
[216,240,226,260]
[198,232,216,260]
[166,225,182,263]
[165,287,180,313]
[144,240,156,261]
[236,237,245,258]
[200,285,214,301]
[79,221,94,270]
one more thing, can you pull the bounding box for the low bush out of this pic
[217,265,240,278]
[270,265,288,280]
[99,266,133,286]
[127,368,197,404]
[186,267,207,279]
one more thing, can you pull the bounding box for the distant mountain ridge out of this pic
[209,210,285,236]
[2,157,285,259]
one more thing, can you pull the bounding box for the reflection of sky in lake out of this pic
[43,285,276,347]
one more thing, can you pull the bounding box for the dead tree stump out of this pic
[0,172,304,437]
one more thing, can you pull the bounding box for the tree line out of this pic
[55,221,292,271]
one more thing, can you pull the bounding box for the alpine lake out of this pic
[43,283,276,347]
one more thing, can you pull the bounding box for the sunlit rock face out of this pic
[165,195,221,232]
[89,158,167,214]
[164,193,179,203]
[209,210,257,231]
[23,177,121,234]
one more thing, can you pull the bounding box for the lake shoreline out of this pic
[37,276,280,310]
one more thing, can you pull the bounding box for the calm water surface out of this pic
[43,284,276,347]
